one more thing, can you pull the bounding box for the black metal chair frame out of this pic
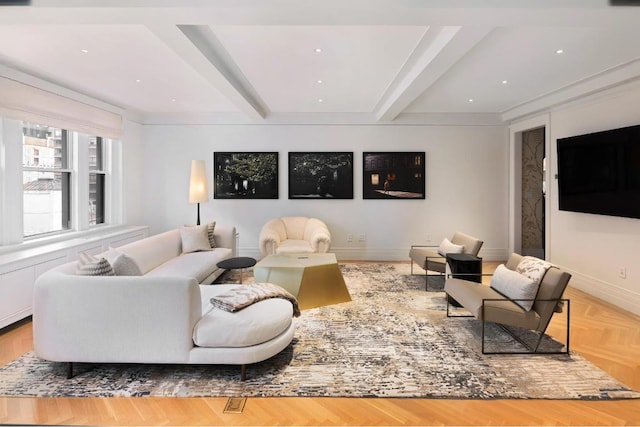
[446,294,571,355]
[409,245,446,292]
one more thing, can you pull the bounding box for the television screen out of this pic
[557,124,640,219]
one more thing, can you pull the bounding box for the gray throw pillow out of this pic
[111,253,142,276]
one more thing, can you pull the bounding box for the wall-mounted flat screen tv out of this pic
[557,124,640,219]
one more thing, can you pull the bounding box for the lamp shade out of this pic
[188,160,209,203]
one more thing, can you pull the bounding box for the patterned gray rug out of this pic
[1,263,638,399]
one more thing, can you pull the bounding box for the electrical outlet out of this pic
[426,234,433,242]
[358,234,366,242]
[346,234,353,243]
[619,267,626,279]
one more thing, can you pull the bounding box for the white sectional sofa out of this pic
[33,224,296,380]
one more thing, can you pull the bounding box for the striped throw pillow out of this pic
[76,252,115,276]
[207,221,217,248]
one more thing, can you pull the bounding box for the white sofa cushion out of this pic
[275,239,314,254]
[146,248,232,283]
[490,264,539,311]
[194,285,293,348]
[437,237,465,256]
[281,216,308,240]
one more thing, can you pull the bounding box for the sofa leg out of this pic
[241,364,246,381]
[67,362,73,379]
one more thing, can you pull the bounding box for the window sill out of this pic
[0,225,148,267]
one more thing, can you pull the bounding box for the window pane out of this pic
[22,123,67,169]
[89,136,103,171]
[89,173,105,225]
[23,171,70,237]
[23,122,70,237]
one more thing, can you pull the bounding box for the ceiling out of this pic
[1,0,640,124]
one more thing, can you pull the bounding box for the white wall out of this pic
[141,123,509,261]
[121,119,145,226]
[541,81,640,316]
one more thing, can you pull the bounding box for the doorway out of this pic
[520,127,545,259]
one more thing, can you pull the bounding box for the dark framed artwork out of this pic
[288,152,354,199]
[214,152,278,199]
[362,152,425,199]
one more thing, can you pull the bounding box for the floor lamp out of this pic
[189,160,209,225]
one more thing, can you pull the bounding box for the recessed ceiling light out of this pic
[316,79,323,84]
[80,49,89,53]
[556,49,564,54]
[468,98,474,103]
[314,48,322,53]
[135,79,141,83]
[171,98,176,102]
[318,98,324,103]
[501,80,508,84]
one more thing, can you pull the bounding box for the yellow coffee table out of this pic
[253,253,351,310]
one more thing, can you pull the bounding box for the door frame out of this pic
[509,114,551,259]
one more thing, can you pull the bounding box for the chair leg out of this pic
[533,331,545,352]
[425,272,445,292]
[482,323,569,355]
[481,299,570,355]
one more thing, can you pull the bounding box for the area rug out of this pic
[0,263,638,399]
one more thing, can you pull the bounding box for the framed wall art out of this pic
[214,152,279,199]
[362,151,425,199]
[288,152,353,199]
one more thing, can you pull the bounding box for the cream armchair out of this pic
[259,217,331,256]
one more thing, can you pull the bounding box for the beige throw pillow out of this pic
[437,238,465,256]
[490,264,539,311]
[180,224,213,253]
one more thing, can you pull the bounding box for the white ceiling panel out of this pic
[406,26,640,114]
[0,25,239,113]
[211,25,427,113]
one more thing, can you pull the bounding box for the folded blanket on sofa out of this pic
[211,282,301,317]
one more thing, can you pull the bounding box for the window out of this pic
[88,136,106,225]
[22,123,71,237]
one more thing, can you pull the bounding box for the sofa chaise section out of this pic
[33,224,296,380]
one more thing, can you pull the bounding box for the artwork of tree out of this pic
[223,153,277,183]
[214,152,278,199]
[288,152,353,199]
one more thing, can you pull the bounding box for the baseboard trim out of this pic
[562,267,640,317]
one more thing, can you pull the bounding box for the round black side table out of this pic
[216,257,257,284]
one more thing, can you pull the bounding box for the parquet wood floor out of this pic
[1,262,639,426]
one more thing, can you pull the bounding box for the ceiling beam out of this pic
[374,26,493,122]
[146,23,266,120]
